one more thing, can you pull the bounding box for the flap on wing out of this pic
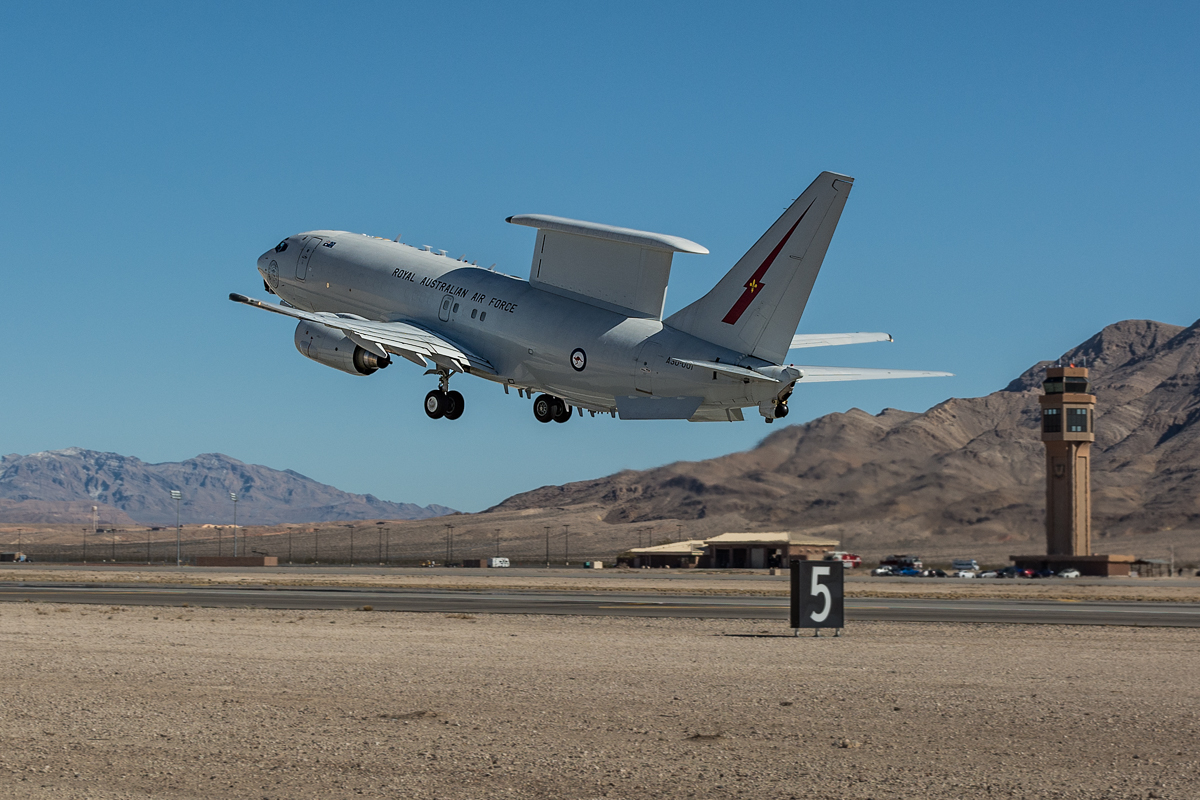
[229,294,496,374]
[507,214,707,320]
[792,365,953,383]
[790,332,893,349]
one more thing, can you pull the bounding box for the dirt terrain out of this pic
[1,602,1197,800]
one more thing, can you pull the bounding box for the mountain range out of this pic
[490,318,1200,553]
[0,450,454,526]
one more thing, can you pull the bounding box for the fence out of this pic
[8,525,634,567]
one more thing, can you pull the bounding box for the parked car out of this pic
[951,558,981,572]
[871,565,896,576]
[995,566,1028,579]
[953,570,977,578]
[895,567,922,577]
[978,570,999,578]
[922,569,948,578]
[1057,568,1082,578]
[880,554,924,570]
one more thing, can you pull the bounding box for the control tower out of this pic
[1039,366,1096,555]
[1011,365,1134,576]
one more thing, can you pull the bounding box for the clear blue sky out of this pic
[2,2,1196,512]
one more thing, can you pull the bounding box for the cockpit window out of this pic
[274,240,289,253]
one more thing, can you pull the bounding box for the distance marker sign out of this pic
[790,559,844,633]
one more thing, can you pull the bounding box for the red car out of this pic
[824,551,863,569]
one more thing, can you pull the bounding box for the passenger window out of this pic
[471,309,478,319]
[480,312,486,321]
[453,303,459,313]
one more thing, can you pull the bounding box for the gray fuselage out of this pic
[258,231,783,414]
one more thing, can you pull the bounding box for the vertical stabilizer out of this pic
[665,172,853,364]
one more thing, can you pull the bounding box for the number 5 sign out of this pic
[790,559,844,635]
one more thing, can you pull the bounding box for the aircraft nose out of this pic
[257,250,272,277]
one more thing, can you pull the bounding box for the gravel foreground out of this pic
[2,605,1197,800]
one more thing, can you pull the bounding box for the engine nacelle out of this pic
[294,321,390,376]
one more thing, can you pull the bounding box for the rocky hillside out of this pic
[0,449,455,526]
[492,318,1200,552]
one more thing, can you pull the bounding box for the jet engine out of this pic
[293,321,390,376]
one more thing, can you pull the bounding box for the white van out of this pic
[488,557,511,568]
[951,558,980,572]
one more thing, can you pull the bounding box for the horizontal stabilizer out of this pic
[793,366,953,383]
[229,293,496,375]
[669,359,782,383]
[790,332,892,349]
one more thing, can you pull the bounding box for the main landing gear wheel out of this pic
[551,400,572,423]
[425,390,446,419]
[443,390,464,420]
[533,394,555,423]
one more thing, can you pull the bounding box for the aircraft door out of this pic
[438,295,454,322]
[296,237,323,281]
[634,341,664,395]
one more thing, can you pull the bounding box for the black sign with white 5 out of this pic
[790,560,844,633]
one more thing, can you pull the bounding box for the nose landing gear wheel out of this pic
[443,390,465,420]
[774,402,789,418]
[533,394,555,423]
[424,390,446,419]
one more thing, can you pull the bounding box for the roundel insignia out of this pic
[570,348,587,372]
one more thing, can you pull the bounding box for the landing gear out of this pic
[533,394,571,423]
[425,389,465,420]
[774,401,789,418]
[425,368,466,421]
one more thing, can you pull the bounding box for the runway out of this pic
[2,582,1198,626]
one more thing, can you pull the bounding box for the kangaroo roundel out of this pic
[571,348,587,372]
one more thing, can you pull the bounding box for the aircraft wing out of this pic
[229,294,496,374]
[792,366,953,383]
[789,332,893,349]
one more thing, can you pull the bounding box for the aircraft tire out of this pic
[551,401,572,423]
[444,391,465,420]
[775,402,789,418]
[424,390,446,419]
[532,394,555,423]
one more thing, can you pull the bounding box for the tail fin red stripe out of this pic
[720,199,815,325]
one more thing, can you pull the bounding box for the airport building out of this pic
[623,532,840,569]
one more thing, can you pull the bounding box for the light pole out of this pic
[545,526,550,568]
[495,528,501,557]
[170,490,182,567]
[445,523,454,564]
[230,492,238,557]
[350,525,355,566]
[564,524,570,566]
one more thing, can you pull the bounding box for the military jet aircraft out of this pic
[231,171,950,424]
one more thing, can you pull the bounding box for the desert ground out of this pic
[2,598,1198,800]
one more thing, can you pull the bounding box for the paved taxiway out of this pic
[2,582,1198,626]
